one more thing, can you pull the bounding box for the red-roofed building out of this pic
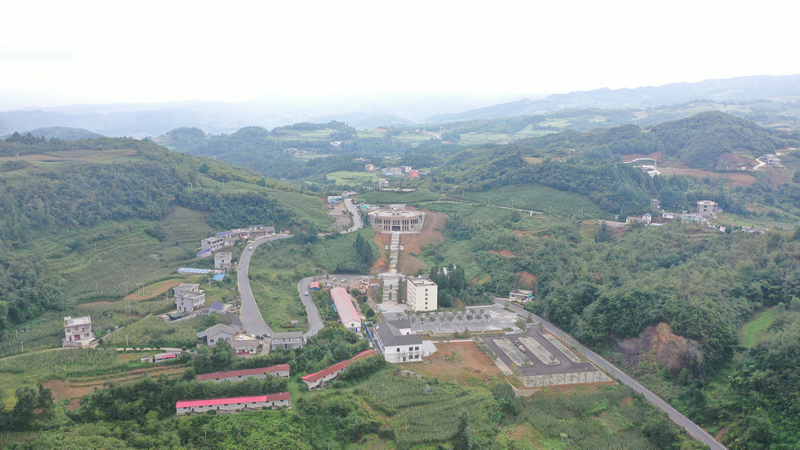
[195,364,290,383]
[301,350,378,389]
[309,281,320,290]
[408,170,419,179]
[175,392,290,415]
[331,286,361,332]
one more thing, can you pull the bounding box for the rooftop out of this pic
[64,316,91,327]
[373,321,422,347]
[301,350,377,383]
[205,323,236,337]
[272,331,304,340]
[331,287,361,325]
[176,392,289,408]
[195,365,290,381]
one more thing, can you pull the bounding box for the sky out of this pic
[2,0,799,111]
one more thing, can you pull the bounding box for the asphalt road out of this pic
[342,198,363,233]
[297,277,324,338]
[236,234,291,338]
[494,299,727,450]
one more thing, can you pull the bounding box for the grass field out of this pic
[459,132,514,146]
[326,170,378,185]
[739,306,780,349]
[458,184,609,219]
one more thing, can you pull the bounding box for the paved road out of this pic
[236,234,292,337]
[297,277,325,338]
[495,299,726,450]
[342,198,363,233]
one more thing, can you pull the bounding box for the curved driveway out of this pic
[236,234,291,337]
[495,299,726,450]
[341,198,363,233]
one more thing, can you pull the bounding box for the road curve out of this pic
[341,198,363,233]
[495,299,726,450]
[297,277,325,338]
[236,234,292,337]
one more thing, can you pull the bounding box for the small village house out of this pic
[205,323,236,347]
[331,286,362,332]
[63,316,95,347]
[196,364,290,383]
[174,283,205,313]
[176,392,290,415]
[270,331,304,350]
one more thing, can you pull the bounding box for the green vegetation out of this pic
[326,170,378,184]
[739,306,780,349]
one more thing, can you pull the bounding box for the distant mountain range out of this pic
[0,126,104,140]
[1,74,799,138]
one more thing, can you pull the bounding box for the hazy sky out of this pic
[2,0,799,110]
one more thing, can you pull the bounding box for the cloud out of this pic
[0,46,75,62]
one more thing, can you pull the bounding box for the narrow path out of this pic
[495,299,727,450]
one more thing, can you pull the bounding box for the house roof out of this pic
[331,287,361,325]
[272,331,303,340]
[176,392,289,408]
[373,321,422,347]
[195,364,289,381]
[210,301,224,310]
[309,281,320,289]
[232,340,258,350]
[301,350,377,383]
[205,323,236,337]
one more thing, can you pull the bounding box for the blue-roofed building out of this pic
[211,274,226,281]
[209,301,225,314]
[197,249,213,258]
[216,231,232,237]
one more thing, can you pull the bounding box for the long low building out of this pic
[301,350,377,389]
[196,364,290,383]
[331,286,362,332]
[176,392,290,415]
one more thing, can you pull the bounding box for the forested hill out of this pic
[509,111,795,170]
[0,136,318,329]
[2,127,104,140]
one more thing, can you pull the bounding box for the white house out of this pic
[176,392,290,415]
[233,339,259,355]
[372,320,426,363]
[509,289,534,302]
[195,364,290,383]
[63,316,95,347]
[205,323,236,347]
[270,332,304,350]
[214,252,232,270]
[331,287,361,332]
[697,200,718,219]
[406,277,437,312]
[174,283,205,313]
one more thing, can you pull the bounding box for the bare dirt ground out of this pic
[397,210,446,274]
[490,249,516,257]
[123,280,181,301]
[406,341,502,386]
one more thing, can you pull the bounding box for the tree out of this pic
[452,409,473,450]
[12,386,38,429]
[595,221,613,242]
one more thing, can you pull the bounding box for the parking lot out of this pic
[381,304,524,335]
[482,327,611,388]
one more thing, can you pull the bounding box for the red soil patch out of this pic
[490,249,516,257]
[396,210,446,275]
[43,380,96,408]
[620,396,634,407]
[615,322,702,373]
[407,341,501,385]
[715,426,729,442]
[514,272,538,292]
[513,229,532,238]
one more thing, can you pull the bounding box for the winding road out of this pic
[495,299,726,450]
[237,200,365,339]
[236,234,292,337]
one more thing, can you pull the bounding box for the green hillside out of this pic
[0,135,331,334]
[17,126,104,140]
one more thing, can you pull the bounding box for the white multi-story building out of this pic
[371,320,425,363]
[174,283,205,313]
[63,316,95,347]
[697,200,718,219]
[214,252,232,270]
[406,277,437,311]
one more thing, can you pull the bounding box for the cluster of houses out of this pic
[301,349,377,389]
[176,364,292,415]
[626,200,720,226]
[197,224,276,259]
[198,320,304,355]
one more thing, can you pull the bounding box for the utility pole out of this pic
[21,341,24,353]
[122,271,131,315]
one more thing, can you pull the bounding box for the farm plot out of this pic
[542,332,581,362]
[518,337,559,365]
[495,338,533,366]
